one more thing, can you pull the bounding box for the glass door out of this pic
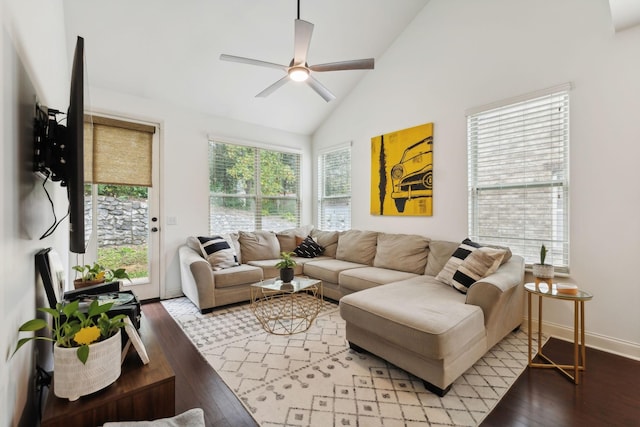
[77,116,160,300]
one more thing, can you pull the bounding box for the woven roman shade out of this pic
[84,115,155,186]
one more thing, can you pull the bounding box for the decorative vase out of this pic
[279,267,294,283]
[53,329,122,401]
[532,263,554,279]
[73,278,106,289]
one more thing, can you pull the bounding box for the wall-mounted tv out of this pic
[33,36,86,254]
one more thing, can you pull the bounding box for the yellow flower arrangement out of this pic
[74,325,101,346]
[14,299,126,364]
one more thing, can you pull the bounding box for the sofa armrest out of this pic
[178,245,214,312]
[465,255,525,348]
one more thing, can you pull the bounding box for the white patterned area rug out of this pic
[162,296,541,427]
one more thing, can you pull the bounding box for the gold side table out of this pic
[250,277,323,335]
[525,282,593,384]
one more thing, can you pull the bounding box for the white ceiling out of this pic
[62,0,430,135]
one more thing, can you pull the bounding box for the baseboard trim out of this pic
[525,317,640,361]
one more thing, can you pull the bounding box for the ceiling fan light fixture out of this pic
[288,66,309,82]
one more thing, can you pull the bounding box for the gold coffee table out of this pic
[250,277,323,335]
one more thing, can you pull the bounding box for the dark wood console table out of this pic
[41,315,175,427]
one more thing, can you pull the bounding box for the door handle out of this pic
[151,227,159,232]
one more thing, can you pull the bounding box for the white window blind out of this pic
[467,86,570,272]
[208,140,300,234]
[318,145,351,231]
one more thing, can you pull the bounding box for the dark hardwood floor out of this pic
[142,301,640,427]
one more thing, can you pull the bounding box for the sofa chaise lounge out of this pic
[178,228,524,395]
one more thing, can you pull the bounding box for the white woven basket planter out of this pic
[53,329,122,401]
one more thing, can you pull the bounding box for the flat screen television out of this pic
[34,36,86,254]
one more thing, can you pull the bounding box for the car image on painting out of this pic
[390,136,433,213]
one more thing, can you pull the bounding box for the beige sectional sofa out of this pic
[178,227,524,395]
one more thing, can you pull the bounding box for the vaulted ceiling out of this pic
[62,1,638,136]
[63,0,430,135]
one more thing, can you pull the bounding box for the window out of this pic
[208,140,300,234]
[467,85,570,272]
[317,144,351,230]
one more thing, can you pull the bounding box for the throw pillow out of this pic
[451,247,506,293]
[196,236,239,271]
[435,238,482,286]
[294,235,325,258]
[310,229,339,257]
[275,225,314,252]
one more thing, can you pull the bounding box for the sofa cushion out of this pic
[336,230,378,265]
[247,259,304,279]
[424,240,460,276]
[373,233,430,274]
[238,230,280,262]
[339,267,418,293]
[450,247,506,293]
[302,259,366,285]
[196,236,239,270]
[294,235,325,258]
[310,229,340,257]
[276,225,314,252]
[212,264,263,288]
[340,279,485,360]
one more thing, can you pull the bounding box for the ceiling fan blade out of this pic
[309,58,375,72]
[220,54,287,71]
[256,76,290,98]
[306,75,336,102]
[293,19,314,66]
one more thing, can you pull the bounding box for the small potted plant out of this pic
[72,262,131,289]
[13,299,127,400]
[275,251,297,283]
[532,244,554,279]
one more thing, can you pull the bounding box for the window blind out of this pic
[208,140,300,233]
[467,87,570,272]
[84,115,155,186]
[317,145,351,231]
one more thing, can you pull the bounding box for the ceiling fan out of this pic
[220,0,374,102]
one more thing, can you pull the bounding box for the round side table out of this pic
[524,282,593,384]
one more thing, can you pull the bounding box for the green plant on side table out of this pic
[14,299,125,363]
[532,244,554,279]
[275,251,297,283]
[13,300,127,400]
[72,262,131,289]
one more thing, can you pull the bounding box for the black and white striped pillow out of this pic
[435,238,481,287]
[197,236,239,270]
[450,247,506,293]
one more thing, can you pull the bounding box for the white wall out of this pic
[1,0,69,425]
[313,0,640,358]
[86,88,312,298]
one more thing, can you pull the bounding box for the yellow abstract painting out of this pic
[370,123,433,216]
